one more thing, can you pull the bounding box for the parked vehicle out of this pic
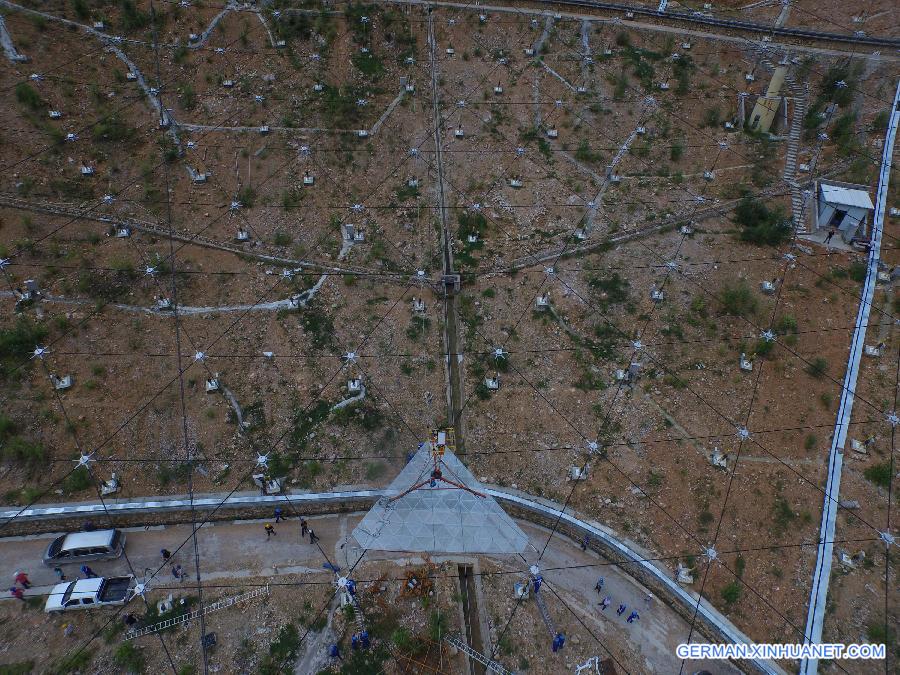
[44,575,134,612]
[42,529,126,565]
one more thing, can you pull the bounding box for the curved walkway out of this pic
[0,487,781,673]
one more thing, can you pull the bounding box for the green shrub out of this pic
[734,197,791,246]
[392,627,426,656]
[773,496,795,534]
[237,185,257,208]
[428,610,449,641]
[587,273,629,304]
[0,319,48,377]
[863,462,892,489]
[15,82,43,110]
[365,462,386,481]
[1,437,46,468]
[48,648,93,674]
[806,357,827,379]
[72,0,90,19]
[702,106,721,128]
[0,414,17,438]
[64,466,93,493]
[113,643,144,674]
[270,623,300,663]
[848,261,867,283]
[721,581,741,605]
[719,281,757,318]
[272,231,292,247]
[118,0,150,31]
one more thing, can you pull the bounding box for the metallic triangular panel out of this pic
[352,443,528,554]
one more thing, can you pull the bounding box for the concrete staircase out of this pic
[782,76,809,231]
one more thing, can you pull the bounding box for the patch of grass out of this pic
[0,319,48,378]
[365,462,386,481]
[806,357,827,379]
[15,82,44,110]
[237,185,257,208]
[863,462,892,489]
[867,621,895,646]
[47,649,93,675]
[299,303,335,349]
[587,273,629,305]
[113,643,144,674]
[428,610,449,641]
[392,627,426,657]
[773,496,795,535]
[289,400,332,452]
[63,466,94,494]
[273,231,292,247]
[156,461,192,487]
[848,261,867,283]
[721,581,741,605]
[719,281,757,318]
[352,51,384,78]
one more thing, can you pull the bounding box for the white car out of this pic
[44,575,134,612]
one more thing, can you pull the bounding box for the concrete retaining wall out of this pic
[0,488,779,673]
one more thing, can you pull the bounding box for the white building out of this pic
[811,180,875,242]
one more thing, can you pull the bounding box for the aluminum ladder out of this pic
[533,589,556,638]
[125,584,269,640]
[444,633,514,675]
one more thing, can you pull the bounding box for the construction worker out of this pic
[265,523,276,539]
[552,632,565,652]
[300,518,308,539]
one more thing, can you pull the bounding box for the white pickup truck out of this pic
[44,575,134,613]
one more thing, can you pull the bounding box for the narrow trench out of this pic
[457,564,486,675]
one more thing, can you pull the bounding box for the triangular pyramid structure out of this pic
[352,438,528,554]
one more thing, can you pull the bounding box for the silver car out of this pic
[42,529,126,565]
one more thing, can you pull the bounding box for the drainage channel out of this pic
[457,564,486,675]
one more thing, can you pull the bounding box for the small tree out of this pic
[734,197,791,246]
[721,581,741,605]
